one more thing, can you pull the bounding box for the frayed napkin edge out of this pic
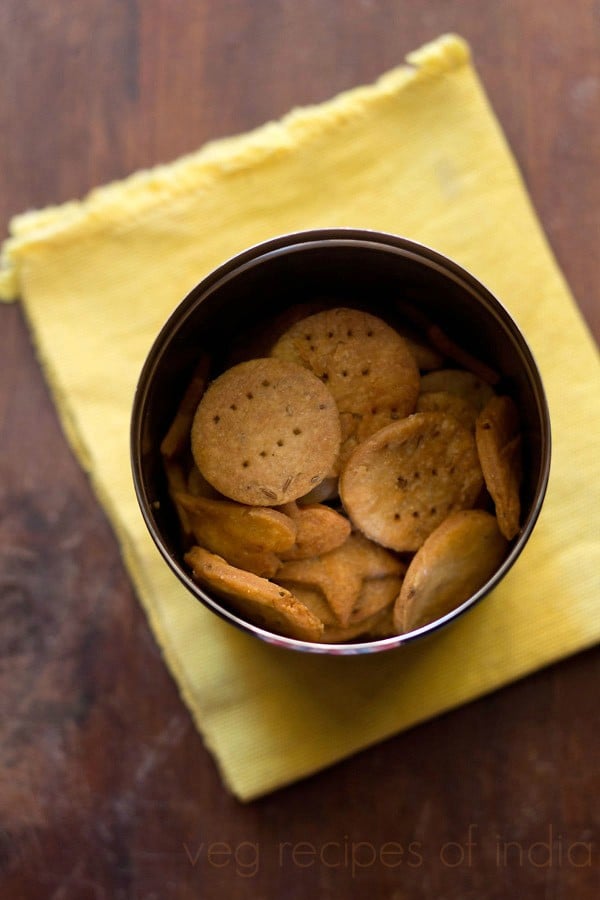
[0,33,469,302]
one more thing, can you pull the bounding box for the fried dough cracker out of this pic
[365,606,397,639]
[350,573,405,624]
[184,546,323,642]
[187,463,222,499]
[271,307,420,460]
[340,412,483,552]
[191,358,341,506]
[176,492,296,577]
[278,501,351,560]
[476,395,523,539]
[316,607,392,643]
[394,510,508,632]
[274,582,338,627]
[275,532,403,626]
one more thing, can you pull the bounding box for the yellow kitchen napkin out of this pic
[2,34,599,801]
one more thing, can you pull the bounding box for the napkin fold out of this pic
[2,34,599,801]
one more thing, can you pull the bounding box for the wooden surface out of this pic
[1,2,598,898]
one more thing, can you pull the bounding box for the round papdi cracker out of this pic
[340,412,484,552]
[393,510,508,632]
[271,308,420,450]
[191,358,341,506]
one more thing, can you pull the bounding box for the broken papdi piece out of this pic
[191,358,341,506]
[277,501,351,560]
[317,607,393,644]
[364,606,397,639]
[275,531,403,626]
[340,412,483,553]
[270,307,420,459]
[176,492,296,577]
[394,509,508,633]
[476,394,523,540]
[350,572,405,625]
[420,369,495,413]
[279,567,403,633]
[184,545,324,642]
[274,582,338,626]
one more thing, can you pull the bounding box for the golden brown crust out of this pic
[278,501,351,560]
[274,582,338,626]
[177,492,297,577]
[416,390,479,432]
[275,532,403,626]
[350,573,405,624]
[394,509,508,632]
[340,412,483,552]
[191,358,341,506]
[164,305,525,644]
[316,607,393,643]
[476,395,522,539]
[184,545,324,642]
[271,308,420,465]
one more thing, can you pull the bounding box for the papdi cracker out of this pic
[339,412,483,552]
[191,358,341,506]
[278,501,351,560]
[394,509,508,632]
[176,492,296,577]
[275,532,403,626]
[271,308,420,463]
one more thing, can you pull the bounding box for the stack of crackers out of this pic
[160,307,522,643]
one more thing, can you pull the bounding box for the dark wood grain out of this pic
[1,2,598,898]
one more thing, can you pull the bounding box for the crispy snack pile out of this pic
[161,307,522,642]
